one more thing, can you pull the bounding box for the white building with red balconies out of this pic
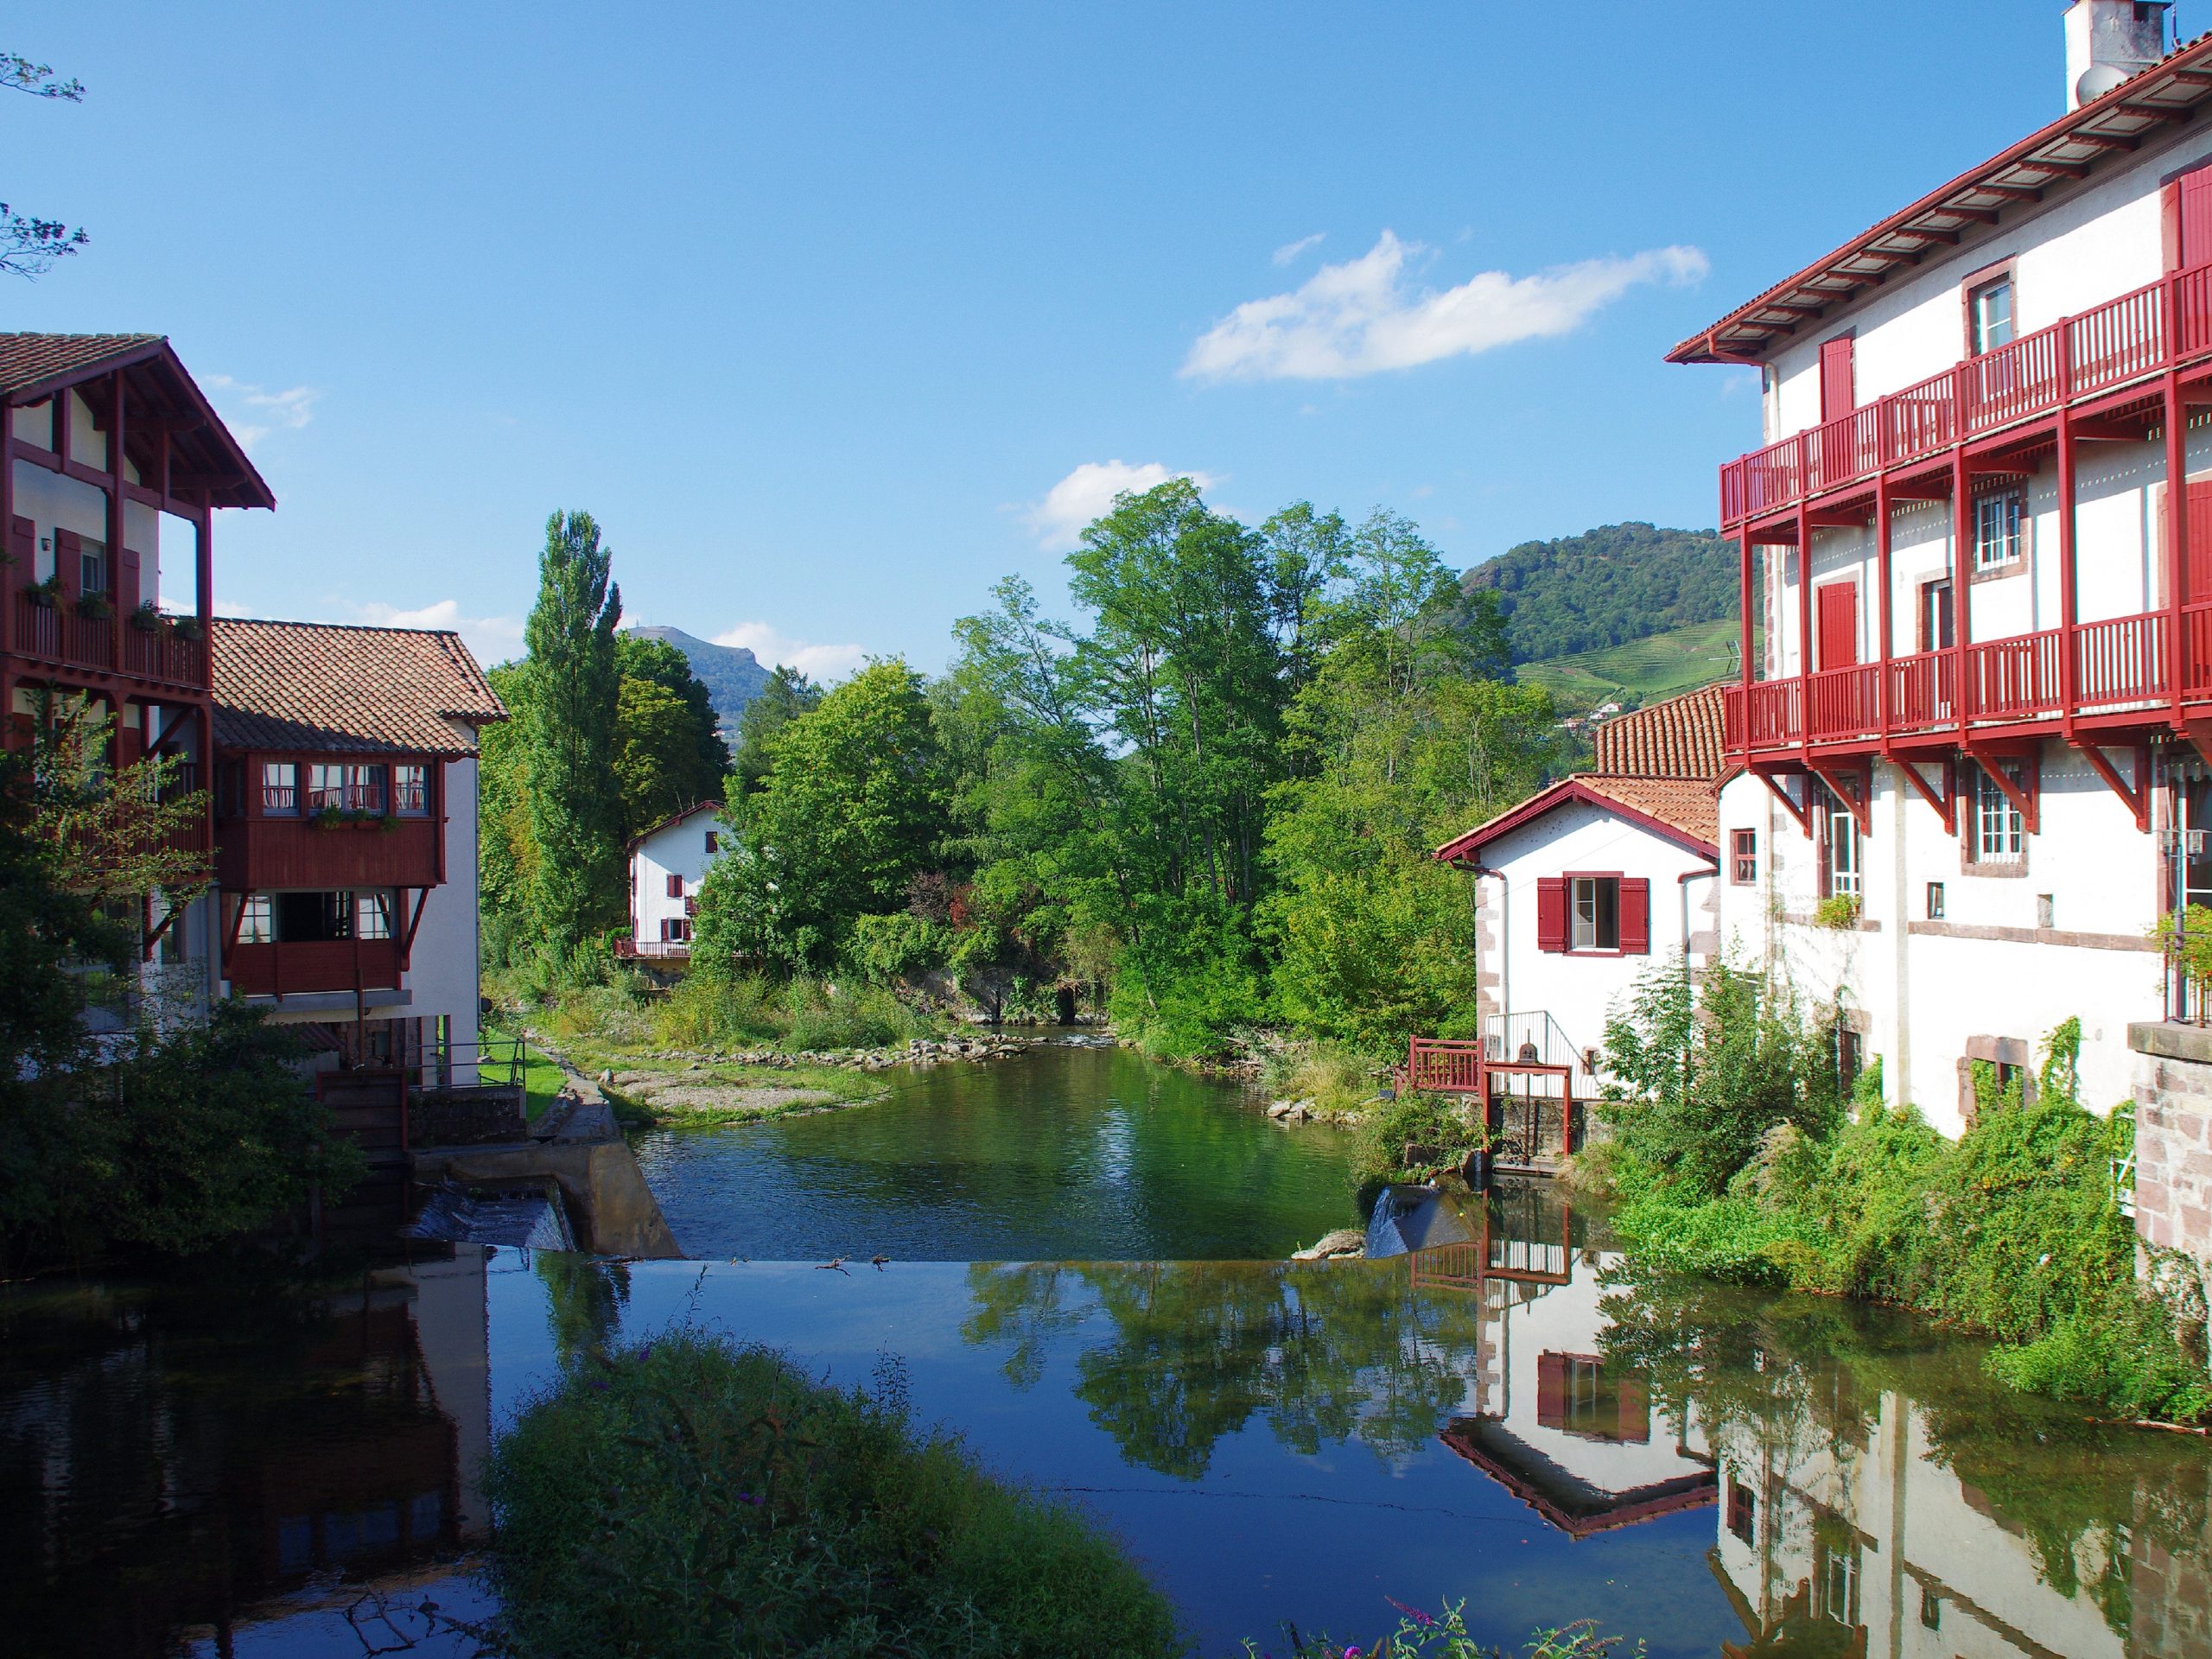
[1675,1,2212,1130]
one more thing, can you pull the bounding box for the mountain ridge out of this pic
[626,625,772,733]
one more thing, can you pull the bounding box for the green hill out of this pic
[1516,618,1746,713]
[1465,522,1738,665]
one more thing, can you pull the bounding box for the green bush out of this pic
[482,1332,1182,1659]
[656,971,789,1048]
[785,976,927,1050]
[1351,1090,1482,1194]
[846,909,955,983]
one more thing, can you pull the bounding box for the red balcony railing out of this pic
[2075,613,2167,709]
[1805,664,1879,741]
[1718,274,2212,528]
[11,590,207,689]
[1964,629,2063,721]
[1401,1036,1484,1094]
[1887,651,1955,733]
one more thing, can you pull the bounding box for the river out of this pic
[5,1050,2209,1657]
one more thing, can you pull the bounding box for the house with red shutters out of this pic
[1413,687,1726,1155]
[621,800,728,962]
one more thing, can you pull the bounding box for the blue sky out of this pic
[8,3,2075,674]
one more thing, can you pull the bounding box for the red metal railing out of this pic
[1886,650,1955,732]
[2187,601,2212,698]
[119,621,207,687]
[1402,1036,1483,1094]
[1964,628,2063,721]
[1805,663,1879,741]
[2075,613,2167,709]
[1718,275,2192,527]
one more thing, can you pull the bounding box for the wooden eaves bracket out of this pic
[400,888,430,967]
[1808,763,1872,836]
[2078,742,2151,833]
[1758,772,1812,838]
[141,898,180,962]
[1964,745,2040,834]
[1892,756,1956,835]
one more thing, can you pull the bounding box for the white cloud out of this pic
[710,621,868,683]
[1272,232,1325,266]
[204,373,321,450]
[1025,459,1220,552]
[354,598,524,668]
[1181,232,1709,383]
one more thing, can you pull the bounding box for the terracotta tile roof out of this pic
[1580,774,1719,848]
[0,333,163,397]
[211,618,508,756]
[1592,684,1726,781]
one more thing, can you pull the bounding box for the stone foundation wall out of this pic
[2128,1023,2212,1268]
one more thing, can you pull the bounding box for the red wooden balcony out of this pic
[10,589,208,690]
[1722,604,2210,754]
[1719,270,2212,528]
[1400,1036,1484,1094]
[215,814,442,891]
[226,938,403,998]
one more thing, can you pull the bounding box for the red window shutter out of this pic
[2187,479,2212,601]
[666,873,683,899]
[1817,582,1859,670]
[54,528,80,597]
[1820,335,1855,421]
[2183,166,2212,270]
[1619,879,1651,954]
[1535,1352,1567,1429]
[1536,878,1567,953]
[118,548,140,611]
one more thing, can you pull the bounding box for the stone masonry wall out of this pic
[2131,1023,2212,1269]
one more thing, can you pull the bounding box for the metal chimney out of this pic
[2066,1,2171,109]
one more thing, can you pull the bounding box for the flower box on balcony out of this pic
[129,602,162,632]
[24,578,60,609]
[310,805,397,833]
[170,614,203,642]
[74,592,111,622]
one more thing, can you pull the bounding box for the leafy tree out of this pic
[696,659,949,969]
[615,632,728,830]
[730,664,823,798]
[3,51,87,277]
[476,662,537,967]
[1465,521,1738,664]
[521,511,625,966]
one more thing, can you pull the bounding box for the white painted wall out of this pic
[10,457,162,603]
[408,754,484,1082]
[632,808,728,945]
[1473,796,1719,1062]
[1715,745,2157,1137]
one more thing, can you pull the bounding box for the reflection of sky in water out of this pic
[1096,1103,1135,1185]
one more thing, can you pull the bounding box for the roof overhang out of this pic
[1433,778,1719,867]
[1669,33,2212,365]
[626,799,727,854]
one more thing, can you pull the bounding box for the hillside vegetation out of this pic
[626,625,771,732]
[1517,618,1745,713]
[1465,522,1738,664]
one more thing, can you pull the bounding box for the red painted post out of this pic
[1877,473,1893,741]
[2169,372,2190,716]
[1738,532,1754,704]
[1796,503,1814,759]
[108,371,125,670]
[1954,446,1973,736]
[2058,409,2077,734]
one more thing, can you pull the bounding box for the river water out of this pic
[631,1040,1360,1260]
[6,1050,2211,1657]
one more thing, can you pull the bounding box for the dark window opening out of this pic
[1727,1480,1756,1547]
[1571,876,1618,951]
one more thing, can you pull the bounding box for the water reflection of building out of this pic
[1707,1392,2127,1659]
[1408,1182,1719,1539]
[0,1243,491,1656]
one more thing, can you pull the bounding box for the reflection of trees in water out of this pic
[963,1261,1492,1478]
[1599,1272,2212,1644]
[536,1250,632,1368]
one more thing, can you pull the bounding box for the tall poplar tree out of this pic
[523,511,624,966]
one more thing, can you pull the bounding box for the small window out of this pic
[665,872,685,899]
[262,761,299,815]
[1570,876,1619,951]
[1973,763,2025,862]
[1561,1357,1605,1433]
[1926,880,1946,920]
[1970,276,2015,353]
[1918,578,1955,651]
[661,917,691,943]
[1973,492,2024,572]
[79,535,108,596]
[391,764,429,815]
[1823,1545,1861,1626]
[238,893,273,944]
[1731,829,1757,886]
[308,762,386,813]
[1727,1480,1756,1547]
[1824,801,1861,899]
[356,891,392,940]
[2037,893,2055,930]
[704,830,721,855]
[1920,1588,1942,1631]
[1836,1028,1863,1094]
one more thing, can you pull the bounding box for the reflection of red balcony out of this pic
[1724,607,2209,757]
[1719,270,2212,529]
[227,938,403,997]
[215,815,441,890]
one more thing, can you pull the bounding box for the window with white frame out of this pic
[309,761,386,812]
[79,535,108,596]
[1973,763,2025,861]
[237,893,273,944]
[355,891,393,940]
[1824,799,1861,899]
[1969,276,2014,353]
[1570,876,1619,951]
[1972,492,2024,572]
[262,761,298,814]
[391,763,429,814]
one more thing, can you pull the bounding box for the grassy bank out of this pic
[483,1330,1632,1659]
[1590,963,2212,1425]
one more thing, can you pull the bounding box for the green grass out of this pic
[1518,618,1754,715]
[484,1025,571,1124]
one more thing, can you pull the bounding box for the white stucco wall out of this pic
[407,754,484,1078]
[10,456,162,602]
[632,808,728,945]
[1715,744,2158,1136]
[1472,796,1719,1063]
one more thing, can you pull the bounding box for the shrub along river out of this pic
[5,1046,2210,1657]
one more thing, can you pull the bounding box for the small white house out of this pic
[625,801,728,960]
[1433,688,1726,1073]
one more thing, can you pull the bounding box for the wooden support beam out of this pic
[1809,763,1872,836]
[2078,743,2151,833]
[2071,416,2150,441]
[1886,478,1952,502]
[1969,184,2045,202]
[1965,748,2040,835]
[141,901,181,963]
[401,887,430,965]
[1894,757,1956,835]
[1760,772,1812,837]
[2057,131,2139,151]
[2014,157,2093,176]
[1806,505,1872,528]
